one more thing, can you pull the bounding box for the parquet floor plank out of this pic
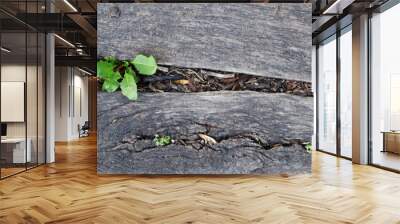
[0,135,400,223]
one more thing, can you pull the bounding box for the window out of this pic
[340,27,352,158]
[317,35,337,154]
[316,25,353,158]
[0,1,47,179]
[370,3,400,171]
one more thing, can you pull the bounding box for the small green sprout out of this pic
[97,54,158,100]
[153,135,173,146]
[304,142,312,153]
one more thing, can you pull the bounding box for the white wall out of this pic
[1,65,25,125]
[55,66,69,141]
[1,65,26,139]
[71,73,89,139]
[1,64,41,137]
[54,67,89,141]
[1,63,46,164]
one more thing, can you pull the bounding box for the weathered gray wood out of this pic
[97,91,313,174]
[98,143,311,175]
[98,3,311,82]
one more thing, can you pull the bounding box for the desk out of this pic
[1,138,31,163]
[382,131,400,154]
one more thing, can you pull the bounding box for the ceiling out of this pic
[0,0,394,72]
[0,0,100,73]
[311,0,390,43]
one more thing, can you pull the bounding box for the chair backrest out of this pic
[82,121,90,129]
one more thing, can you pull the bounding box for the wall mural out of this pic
[97,3,313,174]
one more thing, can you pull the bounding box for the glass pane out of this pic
[318,36,337,154]
[371,4,400,171]
[1,30,27,177]
[38,32,45,165]
[0,1,46,178]
[27,31,38,169]
[26,0,40,169]
[340,28,352,158]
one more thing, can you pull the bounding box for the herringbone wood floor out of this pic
[1,135,400,224]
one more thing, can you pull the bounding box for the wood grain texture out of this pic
[98,91,312,174]
[98,3,311,81]
[1,136,400,223]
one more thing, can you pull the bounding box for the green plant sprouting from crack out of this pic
[97,54,158,100]
[153,135,173,146]
[303,142,312,153]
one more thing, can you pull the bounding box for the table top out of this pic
[381,131,400,134]
[1,138,29,143]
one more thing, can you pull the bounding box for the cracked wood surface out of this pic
[98,91,312,174]
[98,3,311,82]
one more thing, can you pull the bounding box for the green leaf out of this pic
[125,67,139,83]
[120,72,138,100]
[102,79,119,92]
[122,60,130,68]
[97,60,121,81]
[153,135,172,146]
[132,54,157,76]
[304,142,312,153]
[104,56,118,64]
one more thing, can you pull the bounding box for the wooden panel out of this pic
[98,3,311,81]
[98,91,312,174]
[97,3,312,175]
[385,132,400,154]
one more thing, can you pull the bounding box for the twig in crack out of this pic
[149,83,164,93]
[199,134,217,145]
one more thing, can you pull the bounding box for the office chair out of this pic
[79,121,90,138]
